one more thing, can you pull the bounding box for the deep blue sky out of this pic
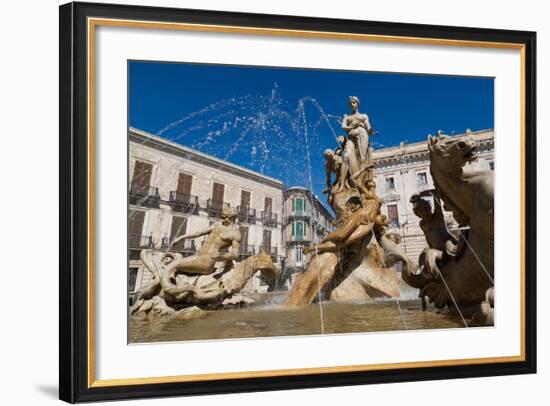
[129,61,494,200]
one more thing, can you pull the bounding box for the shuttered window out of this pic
[170,216,187,250]
[387,204,400,228]
[128,210,145,247]
[212,182,225,209]
[239,226,249,251]
[177,173,193,194]
[131,161,153,194]
[263,229,272,250]
[264,197,273,213]
[240,190,251,208]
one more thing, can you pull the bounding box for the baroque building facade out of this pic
[372,129,494,263]
[128,128,285,294]
[283,187,333,281]
[128,128,334,295]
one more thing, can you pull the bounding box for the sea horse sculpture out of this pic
[402,131,494,310]
[131,250,277,317]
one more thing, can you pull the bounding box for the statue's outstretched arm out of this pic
[323,214,363,243]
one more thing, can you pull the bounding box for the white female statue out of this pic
[341,96,373,175]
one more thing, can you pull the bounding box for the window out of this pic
[130,161,153,194]
[417,172,428,186]
[293,197,304,214]
[263,229,272,250]
[176,173,193,202]
[264,197,273,213]
[128,210,145,247]
[170,216,187,250]
[240,190,251,208]
[385,176,395,191]
[211,182,225,209]
[489,161,494,170]
[239,226,249,253]
[387,204,400,228]
[295,247,303,264]
[295,221,304,240]
[128,268,139,292]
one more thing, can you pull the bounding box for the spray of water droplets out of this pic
[155,83,343,192]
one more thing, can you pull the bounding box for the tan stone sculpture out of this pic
[410,191,458,279]
[131,250,277,318]
[160,207,241,301]
[342,96,373,171]
[131,207,277,317]
[284,97,402,307]
[401,131,494,311]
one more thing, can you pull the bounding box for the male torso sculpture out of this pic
[160,207,241,297]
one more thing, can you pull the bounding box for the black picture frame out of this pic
[59,1,537,403]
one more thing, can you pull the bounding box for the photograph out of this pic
[127,61,496,343]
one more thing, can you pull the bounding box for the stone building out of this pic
[372,129,494,263]
[128,127,284,294]
[282,187,334,281]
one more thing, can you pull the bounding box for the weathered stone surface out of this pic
[222,295,255,307]
[172,306,208,320]
[283,252,339,308]
[131,250,277,318]
[331,239,400,301]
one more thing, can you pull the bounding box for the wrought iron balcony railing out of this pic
[129,186,161,208]
[128,234,154,249]
[261,211,278,227]
[238,244,256,258]
[168,191,199,214]
[169,238,196,253]
[286,235,311,244]
[237,206,256,224]
[206,199,231,218]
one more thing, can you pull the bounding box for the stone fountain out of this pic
[284,96,410,307]
[130,207,277,320]
[131,97,494,327]
[285,102,494,327]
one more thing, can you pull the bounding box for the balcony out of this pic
[129,186,160,208]
[285,211,311,225]
[129,234,154,249]
[168,238,197,255]
[238,244,256,259]
[237,206,257,224]
[286,235,311,245]
[206,199,231,218]
[261,211,278,227]
[169,191,199,214]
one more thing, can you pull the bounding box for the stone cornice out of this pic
[129,127,284,190]
[373,129,494,168]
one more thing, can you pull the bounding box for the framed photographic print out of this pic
[59,1,537,403]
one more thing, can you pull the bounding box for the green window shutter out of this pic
[304,199,306,211]
[291,222,295,236]
[296,222,303,240]
[303,222,307,236]
[292,198,295,211]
